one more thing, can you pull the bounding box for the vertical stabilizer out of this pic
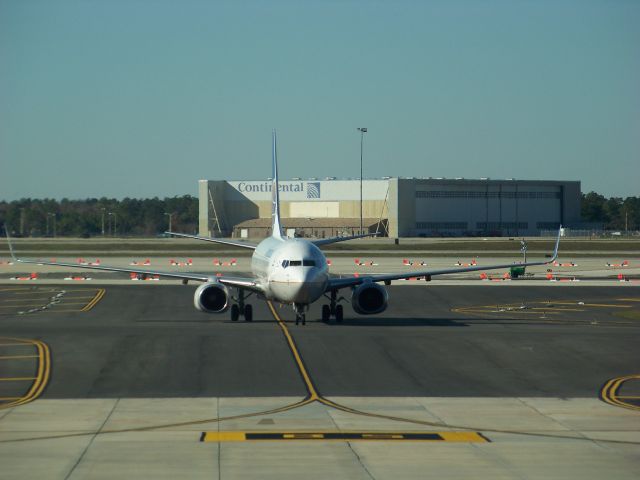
[271,130,284,239]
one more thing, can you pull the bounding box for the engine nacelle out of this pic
[351,282,389,315]
[194,282,230,313]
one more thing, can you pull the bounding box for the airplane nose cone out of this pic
[269,268,327,304]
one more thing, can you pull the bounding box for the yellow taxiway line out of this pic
[601,374,640,411]
[0,337,51,410]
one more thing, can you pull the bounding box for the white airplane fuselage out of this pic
[250,236,329,304]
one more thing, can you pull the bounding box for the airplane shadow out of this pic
[325,317,467,327]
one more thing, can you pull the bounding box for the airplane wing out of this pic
[5,230,262,292]
[312,232,380,247]
[165,231,257,250]
[326,227,561,291]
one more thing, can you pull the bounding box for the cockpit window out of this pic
[282,260,313,267]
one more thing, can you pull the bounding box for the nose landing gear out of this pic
[293,303,307,326]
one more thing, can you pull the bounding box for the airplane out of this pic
[5,130,561,325]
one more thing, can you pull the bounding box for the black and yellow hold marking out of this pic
[201,431,488,442]
[601,374,640,411]
[0,337,51,410]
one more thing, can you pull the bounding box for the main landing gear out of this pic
[231,289,253,322]
[321,290,344,323]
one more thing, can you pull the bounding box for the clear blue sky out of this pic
[1,0,638,200]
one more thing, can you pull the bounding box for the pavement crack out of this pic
[346,442,376,480]
[64,398,120,480]
[517,397,601,447]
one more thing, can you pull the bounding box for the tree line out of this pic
[0,192,637,237]
[0,196,198,237]
[580,192,639,232]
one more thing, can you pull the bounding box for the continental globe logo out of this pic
[306,182,320,199]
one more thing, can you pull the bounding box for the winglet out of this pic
[271,129,284,240]
[4,226,18,262]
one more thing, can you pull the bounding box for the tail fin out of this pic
[271,130,284,239]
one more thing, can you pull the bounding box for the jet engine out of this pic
[194,282,230,313]
[351,282,388,315]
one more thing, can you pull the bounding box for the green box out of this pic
[510,266,526,278]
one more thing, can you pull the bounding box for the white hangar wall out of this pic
[199,178,581,238]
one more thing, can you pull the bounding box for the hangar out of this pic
[198,178,581,238]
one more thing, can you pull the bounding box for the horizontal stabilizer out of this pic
[165,232,257,250]
[312,232,380,247]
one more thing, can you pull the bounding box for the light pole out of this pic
[101,208,106,236]
[357,127,367,234]
[47,213,56,237]
[164,212,174,233]
[20,208,25,236]
[108,212,117,236]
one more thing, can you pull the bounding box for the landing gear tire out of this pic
[335,304,343,323]
[230,304,240,322]
[244,304,253,322]
[321,305,331,322]
[295,313,306,326]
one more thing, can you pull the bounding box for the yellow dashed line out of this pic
[40,309,91,313]
[1,298,62,303]
[0,305,46,308]
[532,307,585,312]
[0,355,39,360]
[452,308,560,316]
[2,291,59,295]
[548,302,631,308]
[53,302,95,306]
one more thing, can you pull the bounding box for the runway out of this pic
[1,284,639,479]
